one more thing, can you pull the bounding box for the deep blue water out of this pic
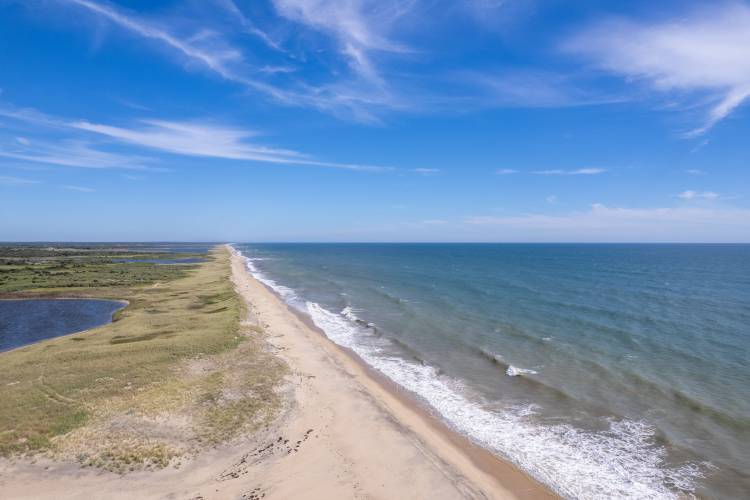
[235,243,750,499]
[0,299,125,351]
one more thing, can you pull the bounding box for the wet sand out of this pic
[226,247,555,499]
[0,247,556,499]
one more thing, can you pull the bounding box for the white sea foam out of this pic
[234,248,297,302]
[304,301,702,500]
[232,248,701,499]
[340,306,360,322]
[506,365,538,377]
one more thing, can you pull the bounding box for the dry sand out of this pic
[0,247,555,499]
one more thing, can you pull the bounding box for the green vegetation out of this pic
[0,245,205,293]
[0,246,286,473]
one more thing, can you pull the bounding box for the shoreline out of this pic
[0,246,556,499]
[230,246,556,499]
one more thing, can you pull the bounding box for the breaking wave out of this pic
[234,248,703,499]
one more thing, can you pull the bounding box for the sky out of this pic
[0,0,749,242]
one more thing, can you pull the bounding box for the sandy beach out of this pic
[0,247,554,499]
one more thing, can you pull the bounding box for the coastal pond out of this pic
[0,299,126,351]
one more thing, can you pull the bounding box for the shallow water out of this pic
[235,243,750,499]
[0,299,125,351]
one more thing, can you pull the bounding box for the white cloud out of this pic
[68,0,238,77]
[678,190,719,200]
[272,0,411,83]
[112,97,151,111]
[685,169,706,175]
[122,174,145,181]
[1,102,387,171]
[546,195,558,204]
[495,168,518,175]
[56,0,408,121]
[63,0,292,103]
[456,69,624,109]
[214,0,285,52]
[0,175,40,186]
[534,168,606,175]
[413,168,440,175]
[60,184,95,192]
[53,0,629,121]
[0,139,151,169]
[72,119,388,170]
[565,3,750,135]
[73,119,296,162]
[464,204,750,242]
[0,105,66,129]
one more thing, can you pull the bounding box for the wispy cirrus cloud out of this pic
[61,0,294,103]
[67,0,239,76]
[71,120,302,163]
[73,118,388,170]
[0,105,67,129]
[45,0,635,123]
[464,204,750,242]
[677,190,719,200]
[494,168,605,176]
[1,102,389,171]
[55,0,407,120]
[214,0,285,52]
[60,184,95,192]
[413,168,439,175]
[455,69,625,109]
[1,104,155,169]
[272,0,412,84]
[533,168,606,175]
[0,175,40,186]
[0,138,152,169]
[564,2,750,136]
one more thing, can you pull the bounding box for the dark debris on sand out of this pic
[218,429,315,482]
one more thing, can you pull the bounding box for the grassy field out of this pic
[0,245,206,293]
[0,245,286,472]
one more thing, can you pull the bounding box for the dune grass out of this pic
[0,246,285,472]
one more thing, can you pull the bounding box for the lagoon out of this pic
[0,299,125,351]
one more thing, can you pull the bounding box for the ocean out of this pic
[233,243,749,499]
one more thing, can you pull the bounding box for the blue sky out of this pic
[1,0,749,242]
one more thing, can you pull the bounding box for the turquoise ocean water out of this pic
[234,243,749,499]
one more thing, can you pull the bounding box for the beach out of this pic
[0,246,553,499]
[226,247,554,499]
[234,242,749,498]
[3,242,743,498]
